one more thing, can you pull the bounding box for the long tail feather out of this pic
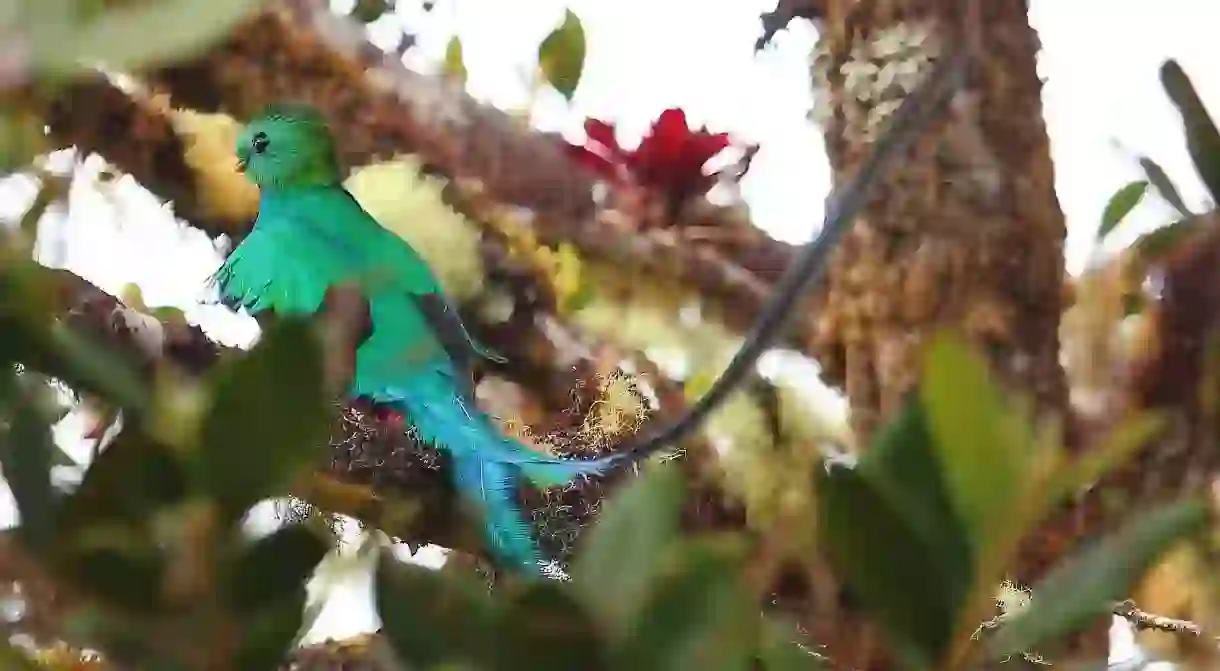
[386,365,620,573]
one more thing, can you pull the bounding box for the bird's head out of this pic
[235,103,342,189]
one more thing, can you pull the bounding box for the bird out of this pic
[212,103,629,575]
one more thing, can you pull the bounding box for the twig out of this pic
[1112,599,1205,637]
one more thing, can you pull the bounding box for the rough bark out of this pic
[805,0,1072,665]
[810,0,1066,443]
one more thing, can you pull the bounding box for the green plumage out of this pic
[214,104,621,574]
[217,185,446,401]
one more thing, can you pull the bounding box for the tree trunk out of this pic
[809,0,1066,443]
[805,0,1083,665]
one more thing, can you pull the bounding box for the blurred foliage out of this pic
[15,0,261,82]
[1,221,1207,668]
[537,9,586,101]
[1101,58,1220,271]
[3,2,1220,670]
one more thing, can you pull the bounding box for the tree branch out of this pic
[1113,599,1205,638]
[132,0,810,346]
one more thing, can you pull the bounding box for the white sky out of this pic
[0,0,1212,664]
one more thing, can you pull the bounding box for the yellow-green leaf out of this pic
[920,332,1031,566]
[1052,411,1166,502]
[119,283,147,312]
[538,9,586,101]
[443,36,467,81]
[987,498,1210,661]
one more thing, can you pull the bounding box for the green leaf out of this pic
[443,36,467,81]
[150,306,188,324]
[816,466,957,668]
[1098,180,1148,240]
[571,465,685,631]
[199,317,329,521]
[375,550,496,668]
[55,428,187,537]
[27,0,260,79]
[0,376,59,552]
[1131,216,1201,265]
[858,393,974,597]
[614,539,757,671]
[921,331,1030,564]
[986,498,1210,660]
[1138,155,1192,217]
[1161,60,1220,205]
[232,588,308,671]
[538,9,586,101]
[64,547,167,613]
[493,582,605,671]
[227,523,333,613]
[1052,412,1166,500]
[350,0,391,23]
[48,321,149,413]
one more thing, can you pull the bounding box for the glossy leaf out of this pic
[987,498,1210,660]
[1138,155,1192,217]
[375,550,496,668]
[199,317,329,521]
[921,331,1030,562]
[1161,60,1220,205]
[538,9,586,100]
[571,465,685,631]
[614,539,756,671]
[816,466,957,668]
[227,523,332,613]
[232,588,308,671]
[1098,180,1148,240]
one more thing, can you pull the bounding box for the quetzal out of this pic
[212,104,629,574]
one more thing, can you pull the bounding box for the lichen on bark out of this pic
[808,0,1067,449]
[802,1,1073,665]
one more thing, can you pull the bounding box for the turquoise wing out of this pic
[213,187,497,402]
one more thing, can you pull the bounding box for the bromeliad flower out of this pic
[566,107,752,217]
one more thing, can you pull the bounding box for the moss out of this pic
[168,107,261,225]
[345,157,485,302]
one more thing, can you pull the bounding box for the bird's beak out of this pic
[235,158,247,173]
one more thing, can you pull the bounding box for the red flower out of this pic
[566,108,745,210]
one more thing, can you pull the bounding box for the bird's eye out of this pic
[251,132,270,154]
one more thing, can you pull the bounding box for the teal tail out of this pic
[386,364,621,574]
